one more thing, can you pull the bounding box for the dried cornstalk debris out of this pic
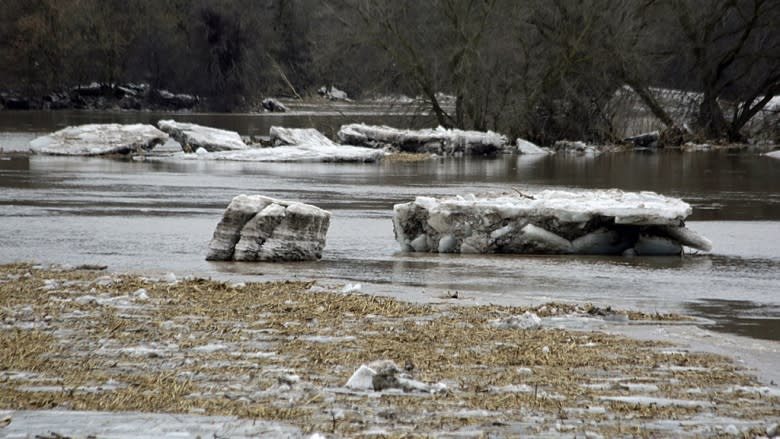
[0,263,777,437]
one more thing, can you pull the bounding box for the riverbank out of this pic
[1,263,777,438]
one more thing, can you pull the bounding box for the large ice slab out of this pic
[163,127,383,162]
[206,194,330,262]
[270,126,337,146]
[158,120,248,152]
[337,123,509,155]
[517,138,552,155]
[393,190,711,255]
[29,124,168,156]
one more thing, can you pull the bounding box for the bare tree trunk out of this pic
[698,90,728,139]
[624,80,676,128]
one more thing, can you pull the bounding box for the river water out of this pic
[0,110,778,342]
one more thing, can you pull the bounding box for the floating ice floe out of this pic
[516,138,553,155]
[261,98,288,113]
[393,189,712,256]
[149,127,384,163]
[625,131,660,149]
[337,123,509,155]
[318,85,351,101]
[206,194,330,262]
[158,120,248,152]
[551,140,614,155]
[345,360,446,393]
[29,123,168,156]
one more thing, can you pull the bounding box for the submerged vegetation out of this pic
[0,0,778,144]
[1,263,778,436]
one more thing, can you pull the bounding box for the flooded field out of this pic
[1,109,779,437]
[1,125,779,342]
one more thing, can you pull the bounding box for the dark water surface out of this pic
[0,110,779,342]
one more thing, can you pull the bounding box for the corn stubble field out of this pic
[0,263,778,437]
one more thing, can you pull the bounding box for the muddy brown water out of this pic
[0,109,779,342]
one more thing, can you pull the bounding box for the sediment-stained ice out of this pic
[206,194,330,262]
[393,189,711,255]
[337,123,509,155]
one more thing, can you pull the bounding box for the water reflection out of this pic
[0,109,434,137]
[686,299,780,341]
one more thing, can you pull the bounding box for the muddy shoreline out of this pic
[1,263,778,437]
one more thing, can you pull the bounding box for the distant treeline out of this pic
[1,0,778,143]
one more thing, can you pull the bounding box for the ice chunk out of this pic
[270,127,333,147]
[634,234,682,255]
[516,138,552,154]
[492,312,542,330]
[572,229,633,255]
[162,272,177,284]
[510,224,573,254]
[261,98,288,113]
[318,85,351,101]
[341,283,362,293]
[345,365,374,390]
[410,234,430,252]
[659,225,712,251]
[207,195,330,262]
[393,189,706,255]
[148,126,384,163]
[206,195,275,261]
[158,120,247,152]
[437,235,458,253]
[30,124,168,156]
[345,360,443,393]
[132,288,149,301]
[338,123,508,155]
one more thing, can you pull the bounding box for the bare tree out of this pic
[661,0,780,140]
[355,0,525,132]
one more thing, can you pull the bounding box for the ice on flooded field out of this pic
[618,383,660,392]
[394,189,712,255]
[491,311,542,330]
[0,410,303,439]
[345,364,376,390]
[345,360,446,393]
[341,283,362,293]
[600,396,713,408]
[132,288,149,301]
[163,272,177,284]
[29,124,168,156]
